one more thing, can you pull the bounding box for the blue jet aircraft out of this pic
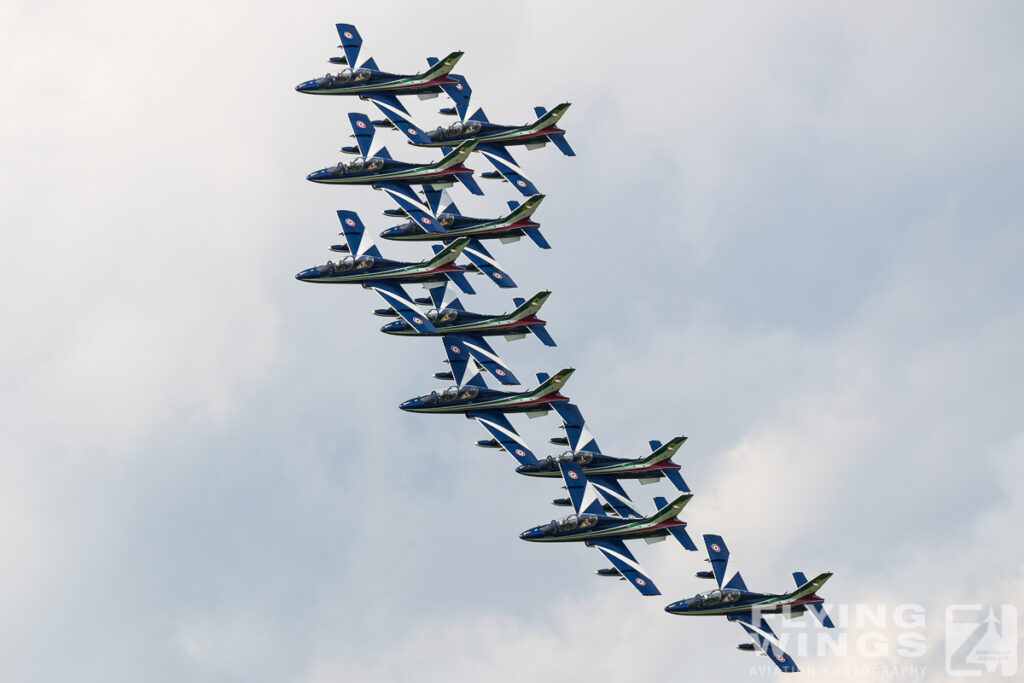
[400,368,573,417]
[369,95,573,196]
[665,534,835,673]
[375,185,519,286]
[380,192,548,248]
[295,23,471,116]
[295,211,477,333]
[380,289,555,347]
[520,460,695,596]
[307,113,483,195]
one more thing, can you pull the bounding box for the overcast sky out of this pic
[2,2,1022,681]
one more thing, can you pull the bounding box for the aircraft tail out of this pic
[788,572,836,627]
[526,102,571,133]
[508,290,551,322]
[646,492,693,526]
[421,51,463,81]
[638,436,687,466]
[785,572,834,603]
[431,140,478,172]
[529,367,574,398]
[424,237,470,268]
[500,194,545,226]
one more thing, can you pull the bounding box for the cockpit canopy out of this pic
[540,513,599,534]
[332,157,384,175]
[421,385,479,404]
[686,588,741,607]
[541,450,595,468]
[426,308,458,323]
[438,213,456,227]
[317,254,374,274]
[432,120,483,140]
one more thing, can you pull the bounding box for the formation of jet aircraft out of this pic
[293,22,834,674]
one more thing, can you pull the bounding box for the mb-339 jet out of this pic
[295,23,470,115]
[380,290,555,347]
[307,113,483,195]
[519,461,695,597]
[665,534,835,673]
[295,211,476,333]
[369,98,573,196]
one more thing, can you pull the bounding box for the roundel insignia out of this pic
[356,120,366,128]
[412,317,422,324]
[455,83,463,90]
[635,578,646,586]
[450,345,460,353]
[494,274,503,280]
[495,369,505,376]
[420,217,432,225]
[515,448,525,456]
[567,471,578,480]
[407,127,416,135]
[775,654,785,662]
[710,543,721,552]
[345,218,356,226]
[516,179,527,187]
[344,31,354,39]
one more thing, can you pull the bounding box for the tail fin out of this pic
[508,290,551,322]
[500,194,545,226]
[638,436,687,466]
[786,572,834,603]
[526,102,571,133]
[793,572,836,627]
[431,140,478,171]
[530,367,574,398]
[424,237,470,268]
[421,51,463,80]
[646,492,693,526]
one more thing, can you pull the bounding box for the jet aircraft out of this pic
[380,289,556,347]
[380,191,549,249]
[295,23,471,115]
[522,402,692,492]
[519,460,695,596]
[399,368,573,417]
[368,98,573,197]
[307,113,483,195]
[664,534,835,673]
[295,211,476,333]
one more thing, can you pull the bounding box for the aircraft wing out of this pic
[732,612,800,673]
[467,409,537,465]
[442,333,517,386]
[381,185,447,234]
[477,143,540,196]
[364,280,437,334]
[362,91,410,116]
[550,401,601,454]
[336,210,381,258]
[447,332,518,385]
[587,537,661,596]
[461,238,517,288]
[589,475,640,518]
[348,112,375,158]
